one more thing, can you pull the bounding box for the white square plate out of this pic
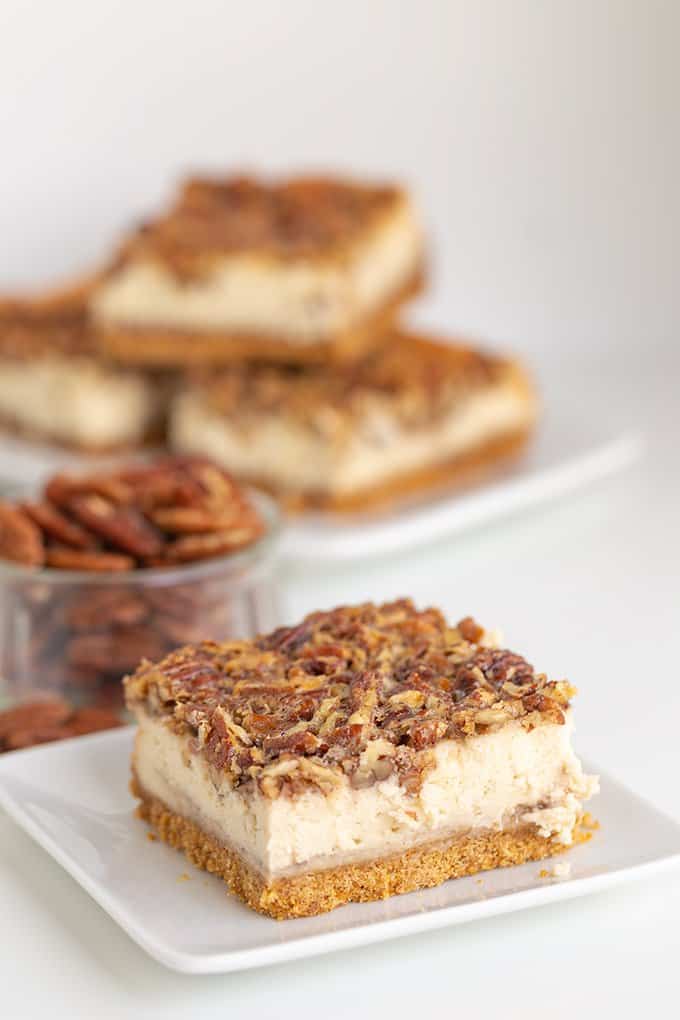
[0,726,678,974]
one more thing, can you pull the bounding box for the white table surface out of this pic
[1,344,678,1018]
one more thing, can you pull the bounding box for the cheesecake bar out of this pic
[90,174,424,365]
[125,599,598,919]
[0,279,168,450]
[170,330,537,512]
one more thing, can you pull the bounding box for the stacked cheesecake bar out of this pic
[0,277,167,451]
[88,174,537,510]
[0,173,536,502]
[91,175,425,365]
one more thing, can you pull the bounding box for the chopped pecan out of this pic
[458,616,484,643]
[124,599,574,797]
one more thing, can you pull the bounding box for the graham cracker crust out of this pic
[132,778,583,920]
[257,424,534,515]
[95,268,425,368]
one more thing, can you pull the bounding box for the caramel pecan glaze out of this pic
[125,599,574,798]
[189,331,504,436]
[115,174,407,276]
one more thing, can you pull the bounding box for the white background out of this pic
[0,2,679,1017]
[1,0,678,357]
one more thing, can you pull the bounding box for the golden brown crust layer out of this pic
[134,780,581,919]
[124,599,574,799]
[95,268,424,367]
[114,174,411,275]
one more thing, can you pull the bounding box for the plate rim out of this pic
[280,430,644,562]
[1,724,678,974]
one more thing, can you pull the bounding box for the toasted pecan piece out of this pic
[162,526,261,562]
[149,506,244,534]
[0,698,71,741]
[184,460,239,507]
[21,501,96,550]
[120,462,205,511]
[67,706,123,735]
[0,501,45,566]
[67,494,163,559]
[4,725,69,750]
[46,472,133,508]
[45,547,136,572]
[0,698,122,752]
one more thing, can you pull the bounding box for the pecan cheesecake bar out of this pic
[0,279,168,450]
[125,599,598,918]
[91,174,424,365]
[170,330,537,511]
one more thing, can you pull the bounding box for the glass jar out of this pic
[0,490,281,712]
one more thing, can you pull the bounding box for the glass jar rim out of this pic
[0,486,281,588]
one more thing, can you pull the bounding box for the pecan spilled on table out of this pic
[0,697,122,753]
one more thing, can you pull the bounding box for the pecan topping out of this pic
[188,331,502,436]
[113,174,407,276]
[125,599,574,798]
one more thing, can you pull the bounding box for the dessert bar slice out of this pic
[125,599,598,919]
[0,279,168,450]
[91,175,424,365]
[170,330,537,512]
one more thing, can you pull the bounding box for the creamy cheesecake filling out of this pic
[0,357,164,446]
[91,200,422,342]
[133,711,597,879]
[170,376,534,496]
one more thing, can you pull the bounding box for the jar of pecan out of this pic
[0,458,281,716]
